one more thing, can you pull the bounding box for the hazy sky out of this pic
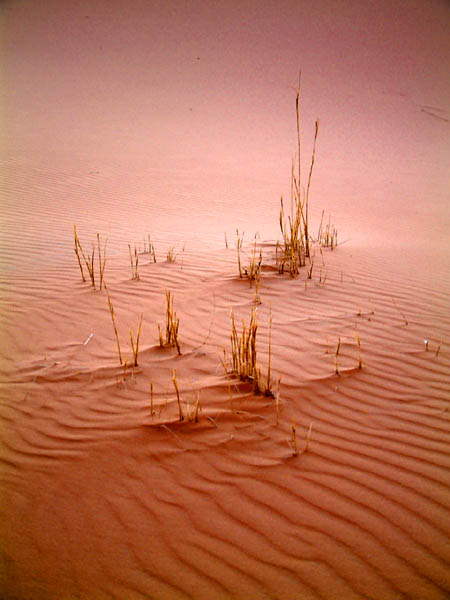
[2,0,448,160]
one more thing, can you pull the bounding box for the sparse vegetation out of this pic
[129,312,143,367]
[106,288,123,365]
[128,244,140,280]
[236,229,244,278]
[354,334,363,369]
[317,211,338,249]
[289,422,313,457]
[141,235,157,262]
[106,287,143,366]
[74,226,107,290]
[72,81,344,447]
[172,369,184,421]
[167,247,177,262]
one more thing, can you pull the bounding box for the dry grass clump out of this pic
[229,306,259,387]
[223,306,274,397]
[317,211,338,249]
[167,247,177,262]
[149,375,201,423]
[158,290,181,354]
[236,232,263,285]
[74,226,107,290]
[277,76,320,277]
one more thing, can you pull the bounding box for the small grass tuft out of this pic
[128,244,140,280]
[223,306,275,396]
[229,306,259,391]
[317,211,338,249]
[158,290,181,354]
[167,247,177,262]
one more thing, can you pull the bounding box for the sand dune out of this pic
[2,1,450,598]
[1,183,449,598]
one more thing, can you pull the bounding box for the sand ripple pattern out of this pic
[1,189,450,599]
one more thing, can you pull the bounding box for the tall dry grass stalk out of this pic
[278,76,320,276]
[274,377,281,424]
[304,423,313,452]
[97,234,107,289]
[74,226,86,282]
[129,312,143,367]
[158,290,181,354]
[128,244,140,280]
[172,369,184,421]
[335,337,341,375]
[266,307,273,393]
[291,421,299,456]
[143,234,154,257]
[236,229,244,278]
[354,334,363,369]
[253,274,261,305]
[106,288,123,365]
[150,381,155,416]
[106,287,143,366]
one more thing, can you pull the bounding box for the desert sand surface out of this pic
[1,1,450,599]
